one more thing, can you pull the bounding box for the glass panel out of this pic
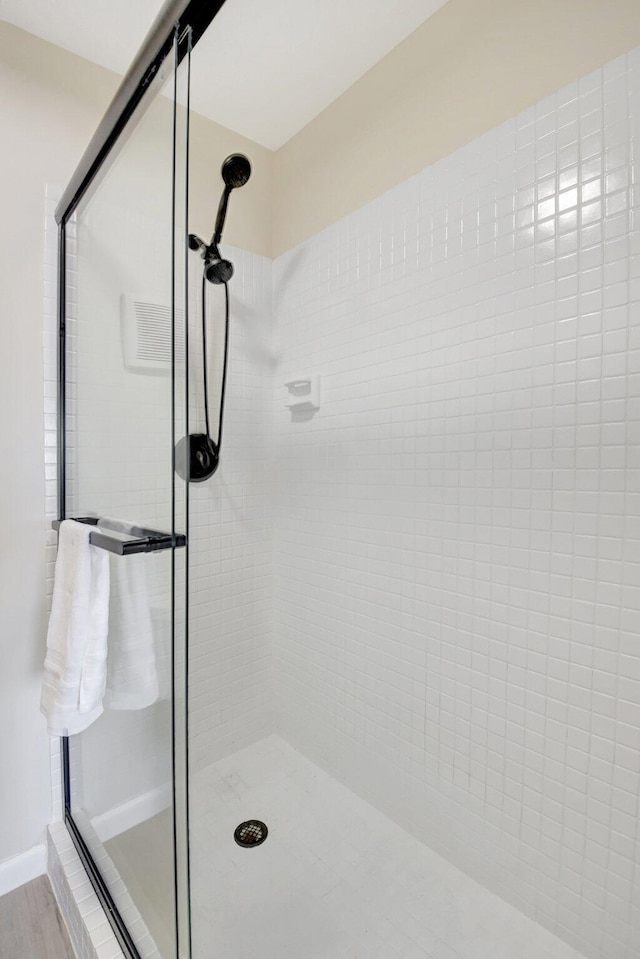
[181,14,638,959]
[186,34,274,958]
[64,29,190,959]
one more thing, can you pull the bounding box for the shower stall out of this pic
[50,2,640,959]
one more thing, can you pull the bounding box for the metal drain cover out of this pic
[234,820,268,848]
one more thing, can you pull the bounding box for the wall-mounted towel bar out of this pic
[52,517,187,556]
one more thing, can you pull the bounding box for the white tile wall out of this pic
[43,186,67,622]
[187,244,275,770]
[43,186,65,828]
[272,49,640,959]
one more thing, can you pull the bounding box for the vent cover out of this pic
[121,294,185,373]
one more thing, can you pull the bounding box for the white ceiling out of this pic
[0,0,449,149]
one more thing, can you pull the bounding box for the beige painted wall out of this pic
[272,0,640,254]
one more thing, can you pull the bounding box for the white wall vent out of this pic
[121,294,185,373]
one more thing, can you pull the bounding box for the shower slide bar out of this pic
[51,517,186,555]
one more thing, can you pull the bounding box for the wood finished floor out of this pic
[0,876,75,959]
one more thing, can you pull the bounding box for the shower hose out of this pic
[201,272,230,458]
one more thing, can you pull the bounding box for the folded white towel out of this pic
[103,519,159,711]
[41,519,110,736]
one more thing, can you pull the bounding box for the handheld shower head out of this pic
[211,153,252,249]
[221,153,251,189]
[204,256,234,285]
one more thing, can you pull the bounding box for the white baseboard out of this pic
[0,843,47,897]
[92,783,172,843]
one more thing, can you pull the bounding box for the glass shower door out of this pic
[60,28,191,959]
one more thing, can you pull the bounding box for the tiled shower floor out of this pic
[187,735,585,959]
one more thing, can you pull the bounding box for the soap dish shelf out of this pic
[284,374,320,411]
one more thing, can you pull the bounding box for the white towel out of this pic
[41,520,110,736]
[103,522,159,711]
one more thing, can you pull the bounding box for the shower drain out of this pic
[234,820,268,848]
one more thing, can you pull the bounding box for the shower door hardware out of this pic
[52,517,187,555]
[54,0,226,225]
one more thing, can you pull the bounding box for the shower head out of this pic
[211,153,252,250]
[221,153,251,189]
[188,153,252,286]
[204,256,234,285]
